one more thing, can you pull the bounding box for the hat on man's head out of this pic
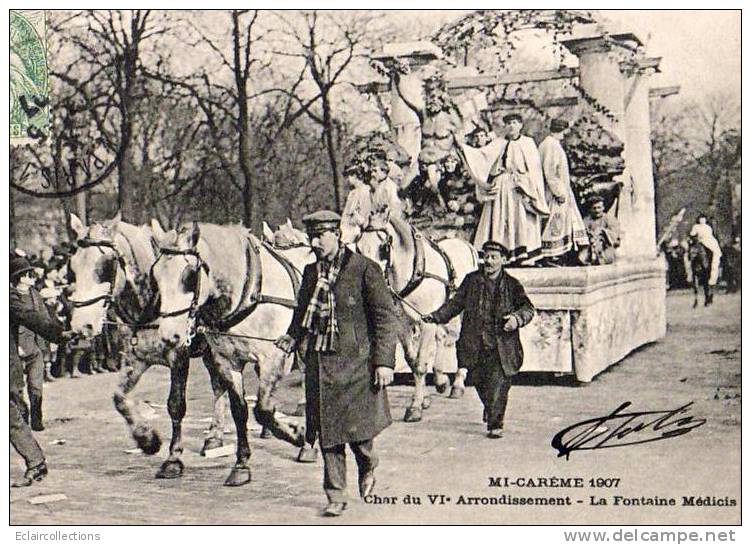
[481,240,510,256]
[502,112,523,124]
[10,255,35,280]
[302,210,342,236]
[550,117,569,133]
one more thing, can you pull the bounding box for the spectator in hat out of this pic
[423,240,535,438]
[10,255,73,487]
[538,117,589,265]
[275,210,398,517]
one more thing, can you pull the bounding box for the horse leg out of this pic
[254,348,306,449]
[693,277,699,308]
[113,356,162,455]
[213,357,252,487]
[705,279,713,306]
[450,368,468,399]
[434,369,450,395]
[404,324,435,422]
[201,357,227,455]
[156,355,190,479]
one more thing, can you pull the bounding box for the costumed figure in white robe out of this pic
[456,113,550,264]
[689,215,722,285]
[538,118,589,261]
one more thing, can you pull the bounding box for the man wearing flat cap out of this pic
[539,117,589,265]
[424,240,535,438]
[455,112,549,263]
[275,210,398,517]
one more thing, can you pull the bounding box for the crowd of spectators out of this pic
[11,244,123,383]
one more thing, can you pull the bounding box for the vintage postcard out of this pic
[7,7,741,533]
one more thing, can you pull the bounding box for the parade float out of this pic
[359,11,670,382]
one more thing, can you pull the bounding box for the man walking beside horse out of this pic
[275,210,398,517]
[424,240,535,438]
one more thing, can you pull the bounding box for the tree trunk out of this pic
[322,95,341,212]
[76,189,87,224]
[118,142,138,223]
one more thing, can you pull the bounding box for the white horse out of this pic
[67,213,213,480]
[150,221,311,486]
[356,216,478,422]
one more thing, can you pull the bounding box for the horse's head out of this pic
[150,220,210,348]
[68,213,128,338]
[356,220,394,276]
[274,219,310,249]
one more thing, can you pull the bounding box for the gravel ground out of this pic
[10,290,741,525]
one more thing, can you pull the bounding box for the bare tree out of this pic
[272,10,381,211]
[46,10,176,223]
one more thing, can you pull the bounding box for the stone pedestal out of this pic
[513,259,666,381]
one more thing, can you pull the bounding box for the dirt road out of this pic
[10,290,741,525]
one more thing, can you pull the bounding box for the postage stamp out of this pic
[10,9,49,143]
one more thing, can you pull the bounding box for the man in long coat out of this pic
[10,255,70,486]
[539,117,589,264]
[425,240,535,438]
[276,210,397,517]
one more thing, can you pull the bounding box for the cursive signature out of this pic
[551,402,706,460]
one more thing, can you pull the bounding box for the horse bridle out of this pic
[357,225,395,280]
[151,246,210,346]
[68,238,127,310]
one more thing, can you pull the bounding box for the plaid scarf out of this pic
[302,246,346,352]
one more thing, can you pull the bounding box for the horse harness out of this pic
[154,235,300,346]
[361,224,458,301]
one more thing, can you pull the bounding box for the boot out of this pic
[12,462,48,487]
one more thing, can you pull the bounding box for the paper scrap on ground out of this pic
[123,448,142,454]
[49,439,66,445]
[29,494,67,505]
[203,444,236,458]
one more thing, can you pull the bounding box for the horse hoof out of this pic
[421,396,432,409]
[435,381,449,395]
[224,466,251,487]
[260,427,272,439]
[155,459,184,479]
[296,446,319,463]
[135,428,162,456]
[403,406,423,423]
[200,437,223,456]
[449,386,465,399]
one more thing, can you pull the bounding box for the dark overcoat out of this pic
[10,288,64,391]
[287,248,397,448]
[431,269,535,376]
